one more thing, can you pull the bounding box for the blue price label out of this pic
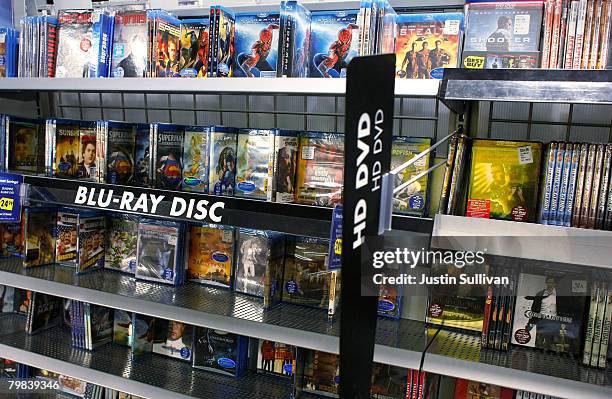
[0,173,22,223]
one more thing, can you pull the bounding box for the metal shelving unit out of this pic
[0,314,294,399]
[0,258,427,370]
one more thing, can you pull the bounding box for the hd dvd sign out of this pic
[340,54,395,398]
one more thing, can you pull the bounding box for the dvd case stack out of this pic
[152,123,184,190]
[540,0,612,69]
[149,10,182,77]
[135,219,186,286]
[235,129,275,200]
[25,292,62,335]
[405,369,439,399]
[539,141,612,230]
[0,27,19,77]
[18,15,59,77]
[55,9,114,78]
[209,126,238,196]
[308,10,359,78]
[69,300,113,350]
[182,125,210,192]
[110,9,153,78]
[277,1,311,77]
[438,133,471,216]
[105,214,138,274]
[234,12,279,78]
[357,0,398,56]
[583,281,612,368]
[394,12,464,79]
[5,115,45,175]
[187,223,235,288]
[47,118,98,180]
[208,6,236,77]
[481,267,518,351]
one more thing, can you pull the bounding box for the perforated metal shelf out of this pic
[424,328,612,399]
[0,315,293,399]
[0,259,428,370]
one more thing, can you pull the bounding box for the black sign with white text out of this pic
[339,55,395,398]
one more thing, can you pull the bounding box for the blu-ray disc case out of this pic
[153,11,181,78]
[235,129,275,200]
[131,313,155,356]
[234,12,280,78]
[152,123,184,190]
[277,1,312,77]
[113,309,132,347]
[136,219,184,285]
[296,132,344,206]
[55,209,78,267]
[302,350,340,396]
[53,120,80,179]
[192,327,248,377]
[209,6,236,77]
[309,10,359,78]
[23,207,57,268]
[104,121,137,185]
[55,9,113,78]
[0,221,23,258]
[133,123,153,187]
[257,339,296,378]
[105,214,138,274]
[233,229,285,308]
[390,137,432,217]
[152,319,193,362]
[182,126,209,192]
[209,127,238,196]
[179,18,210,77]
[111,10,150,77]
[272,129,299,203]
[7,116,44,174]
[76,212,105,274]
[394,12,463,79]
[188,223,234,288]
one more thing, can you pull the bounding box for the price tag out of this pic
[328,205,343,270]
[518,146,534,165]
[0,173,23,223]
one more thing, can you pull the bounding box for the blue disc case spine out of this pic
[277,1,312,77]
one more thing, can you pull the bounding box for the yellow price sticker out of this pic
[334,238,342,255]
[0,197,13,211]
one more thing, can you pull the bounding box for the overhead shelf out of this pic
[0,77,440,98]
[431,214,612,269]
[439,69,612,114]
[24,176,433,236]
[423,329,612,399]
[0,314,293,399]
[0,259,426,370]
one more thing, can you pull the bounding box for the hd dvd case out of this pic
[257,339,296,377]
[296,132,344,207]
[462,2,544,69]
[394,12,463,79]
[236,129,275,200]
[511,267,589,354]
[234,13,280,78]
[179,18,210,77]
[192,327,248,377]
[182,126,209,192]
[105,214,138,274]
[302,350,340,396]
[391,137,432,217]
[136,219,183,285]
[234,229,285,307]
[187,223,234,288]
[131,313,155,356]
[309,10,359,78]
[466,139,543,222]
[277,1,312,77]
[113,309,132,347]
[209,127,238,196]
[152,123,184,190]
[111,10,150,77]
[152,319,193,361]
[272,129,299,203]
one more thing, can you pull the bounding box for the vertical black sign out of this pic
[340,54,395,398]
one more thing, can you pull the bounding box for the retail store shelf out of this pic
[0,259,426,369]
[23,175,434,236]
[431,214,612,269]
[0,77,440,97]
[439,69,612,114]
[423,329,612,399]
[0,314,293,399]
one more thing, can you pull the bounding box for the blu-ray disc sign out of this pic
[73,185,225,222]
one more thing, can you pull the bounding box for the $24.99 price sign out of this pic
[0,173,23,223]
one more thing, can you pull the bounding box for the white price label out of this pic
[518,146,533,165]
[572,280,587,293]
[443,20,460,36]
[514,15,531,35]
[168,236,177,246]
[302,146,315,160]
